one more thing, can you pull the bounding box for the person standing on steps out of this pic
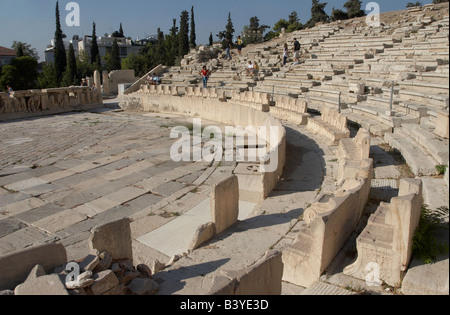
[200,66,209,88]
[293,38,301,65]
[225,38,232,61]
[283,43,289,66]
[237,36,243,56]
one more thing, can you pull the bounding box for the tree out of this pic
[121,53,147,77]
[154,28,166,65]
[54,1,67,85]
[112,23,125,37]
[217,12,235,49]
[331,7,349,21]
[0,56,38,91]
[62,43,78,86]
[38,64,58,89]
[344,0,365,18]
[11,41,39,60]
[178,10,190,58]
[406,2,423,7]
[90,22,100,66]
[307,0,330,28]
[104,39,121,72]
[190,6,196,49]
[209,32,214,46]
[242,16,270,45]
[165,18,179,66]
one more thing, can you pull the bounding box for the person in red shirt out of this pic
[200,66,209,88]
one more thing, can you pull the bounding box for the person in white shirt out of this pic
[246,61,254,77]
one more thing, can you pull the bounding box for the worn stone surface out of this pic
[210,175,239,235]
[15,274,69,295]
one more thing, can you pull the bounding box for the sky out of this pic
[0,0,435,61]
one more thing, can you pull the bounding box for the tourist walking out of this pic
[6,85,13,97]
[283,43,289,66]
[293,38,301,65]
[200,66,209,88]
[237,36,243,56]
[225,38,232,61]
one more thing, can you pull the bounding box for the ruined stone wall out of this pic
[0,87,103,122]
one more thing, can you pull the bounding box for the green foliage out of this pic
[344,0,366,18]
[242,16,270,45]
[0,56,38,91]
[209,32,214,46]
[38,64,58,89]
[11,41,39,60]
[412,205,449,264]
[62,44,78,87]
[178,10,190,58]
[435,164,448,175]
[190,6,196,49]
[407,2,423,7]
[91,22,100,65]
[121,53,147,77]
[54,1,67,85]
[306,0,330,28]
[217,12,235,49]
[331,7,349,21]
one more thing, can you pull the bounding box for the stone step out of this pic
[400,124,449,165]
[344,112,393,137]
[384,131,439,176]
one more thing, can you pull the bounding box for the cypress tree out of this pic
[111,39,121,70]
[63,43,78,86]
[91,22,100,65]
[165,18,179,66]
[179,10,190,58]
[119,23,124,37]
[209,32,214,46]
[190,6,196,49]
[54,1,67,85]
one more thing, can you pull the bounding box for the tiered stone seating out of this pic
[306,107,350,145]
[344,178,423,287]
[269,96,310,125]
[230,91,271,112]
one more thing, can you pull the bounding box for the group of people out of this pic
[146,73,161,86]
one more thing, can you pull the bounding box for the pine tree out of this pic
[90,22,100,65]
[54,1,67,85]
[190,6,196,49]
[344,0,365,18]
[178,10,190,58]
[217,12,235,49]
[307,0,330,27]
[62,43,78,86]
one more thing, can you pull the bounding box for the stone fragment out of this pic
[79,254,99,272]
[89,218,133,261]
[121,270,141,285]
[127,278,159,295]
[137,264,152,278]
[150,260,166,274]
[94,252,113,272]
[14,274,69,295]
[189,222,216,251]
[90,270,120,295]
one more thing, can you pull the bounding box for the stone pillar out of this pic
[210,175,239,234]
[434,109,449,139]
[94,70,101,91]
[102,70,110,95]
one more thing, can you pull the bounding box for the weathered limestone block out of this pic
[14,274,69,295]
[306,107,350,145]
[89,218,133,261]
[210,175,239,235]
[209,250,283,295]
[434,109,449,139]
[0,243,67,291]
[283,160,372,288]
[102,70,110,95]
[189,222,216,251]
[343,178,423,287]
